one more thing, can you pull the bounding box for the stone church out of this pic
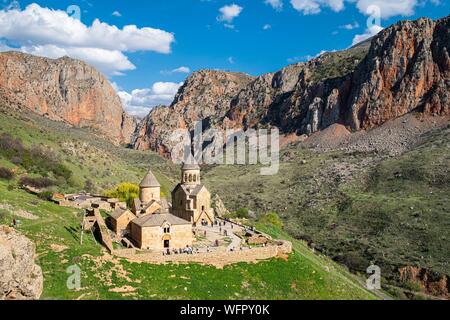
[171,162,215,226]
[107,163,214,251]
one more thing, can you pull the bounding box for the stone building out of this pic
[130,214,193,250]
[107,167,193,251]
[132,169,162,216]
[107,208,136,236]
[171,162,215,225]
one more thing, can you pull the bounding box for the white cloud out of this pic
[224,23,236,29]
[290,0,429,18]
[217,4,243,23]
[265,0,284,11]
[341,21,360,30]
[263,24,272,30]
[20,45,135,76]
[172,66,191,73]
[112,11,122,17]
[355,0,417,19]
[0,3,175,76]
[110,82,122,92]
[118,82,183,117]
[290,0,344,15]
[161,66,191,75]
[352,25,384,46]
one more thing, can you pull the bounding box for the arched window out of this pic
[184,174,188,182]
[193,175,197,182]
[189,174,192,182]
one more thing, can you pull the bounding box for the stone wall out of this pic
[113,240,292,269]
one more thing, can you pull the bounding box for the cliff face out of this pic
[348,17,450,130]
[133,15,449,156]
[0,52,136,144]
[132,70,254,155]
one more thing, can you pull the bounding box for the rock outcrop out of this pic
[399,266,449,298]
[212,194,231,218]
[133,15,449,156]
[0,52,136,144]
[0,226,43,300]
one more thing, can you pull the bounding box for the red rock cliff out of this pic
[0,51,136,144]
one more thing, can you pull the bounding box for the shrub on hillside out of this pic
[84,179,95,193]
[19,176,55,189]
[334,252,370,273]
[0,167,14,180]
[38,190,54,201]
[234,208,249,219]
[0,133,72,184]
[104,183,140,208]
[258,212,284,229]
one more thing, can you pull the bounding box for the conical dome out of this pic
[140,169,161,188]
[182,154,200,170]
[182,162,200,170]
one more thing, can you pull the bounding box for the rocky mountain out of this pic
[133,15,449,156]
[133,70,254,155]
[0,226,43,300]
[0,52,136,144]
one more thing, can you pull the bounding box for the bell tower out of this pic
[181,162,200,186]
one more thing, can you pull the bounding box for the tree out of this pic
[104,183,139,208]
[234,208,249,219]
[259,212,284,229]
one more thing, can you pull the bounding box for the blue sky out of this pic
[0,0,448,116]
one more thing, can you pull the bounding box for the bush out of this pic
[234,208,249,219]
[104,183,140,208]
[0,134,72,183]
[334,251,370,273]
[259,212,284,229]
[84,179,95,193]
[38,190,54,201]
[0,167,14,180]
[402,281,422,293]
[19,176,55,189]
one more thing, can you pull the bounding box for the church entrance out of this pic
[164,240,170,248]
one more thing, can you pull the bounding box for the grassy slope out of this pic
[0,108,178,195]
[0,109,377,300]
[0,180,377,300]
[203,125,450,293]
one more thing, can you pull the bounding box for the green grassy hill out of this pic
[0,107,379,300]
[203,124,450,299]
[0,180,378,300]
[0,106,178,196]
